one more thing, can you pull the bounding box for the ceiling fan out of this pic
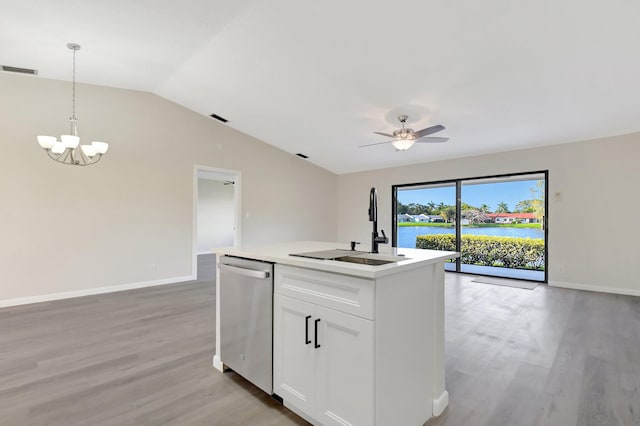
[360,115,448,151]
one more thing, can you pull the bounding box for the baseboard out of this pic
[213,354,224,372]
[0,275,196,308]
[433,390,449,417]
[549,281,640,297]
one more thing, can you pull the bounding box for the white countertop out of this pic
[212,241,459,279]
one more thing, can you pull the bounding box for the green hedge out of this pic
[416,234,545,270]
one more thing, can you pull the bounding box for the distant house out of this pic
[486,213,537,223]
[427,215,445,223]
[397,213,414,223]
[397,213,446,223]
[414,214,431,222]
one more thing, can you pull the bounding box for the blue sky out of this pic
[397,179,542,212]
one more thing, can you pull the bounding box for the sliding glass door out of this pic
[393,181,457,272]
[459,174,546,280]
[393,171,547,282]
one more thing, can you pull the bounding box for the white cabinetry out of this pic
[274,294,374,426]
[315,305,374,426]
[273,261,446,426]
[274,295,316,416]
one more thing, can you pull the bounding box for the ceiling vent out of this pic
[296,153,309,159]
[209,113,228,123]
[1,65,38,75]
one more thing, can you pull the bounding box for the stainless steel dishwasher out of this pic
[218,255,274,394]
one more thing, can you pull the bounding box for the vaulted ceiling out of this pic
[2,0,639,174]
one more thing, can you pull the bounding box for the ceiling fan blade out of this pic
[413,124,445,138]
[373,131,395,138]
[415,137,449,143]
[359,141,391,148]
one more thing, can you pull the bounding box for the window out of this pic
[393,171,548,282]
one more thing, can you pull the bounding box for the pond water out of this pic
[397,226,544,248]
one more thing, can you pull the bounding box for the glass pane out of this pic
[396,183,457,271]
[460,176,545,281]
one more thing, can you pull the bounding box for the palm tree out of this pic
[495,202,510,213]
[479,203,490,214]
[441,206,457,223]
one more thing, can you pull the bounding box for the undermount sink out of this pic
[289,250,409,266]
[333,254,409,266]
[334,256,394,266]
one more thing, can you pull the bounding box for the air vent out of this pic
[1,65,38,75]
[209,113,228,123]
[296,153,309,159]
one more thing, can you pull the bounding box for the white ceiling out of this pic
[2,0,640,174]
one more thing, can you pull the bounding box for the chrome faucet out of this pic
[369,187,388,254]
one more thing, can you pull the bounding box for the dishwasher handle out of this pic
[219,263,271,280]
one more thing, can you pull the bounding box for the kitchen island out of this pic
[212,241,458,426]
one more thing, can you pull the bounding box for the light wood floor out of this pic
[427,274,640,426]
[0,255,305,426]
[1,257,639,425]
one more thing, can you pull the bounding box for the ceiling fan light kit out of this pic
[361,114,448,151]
[36,43,109,166]
[391,138,415,151]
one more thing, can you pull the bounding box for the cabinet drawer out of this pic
[275,265,375,320]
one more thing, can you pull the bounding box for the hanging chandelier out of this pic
[37,43,109,166]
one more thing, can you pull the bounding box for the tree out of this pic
[495,201,510,213]
[514,199,535,213]
[441,206,457,223]
[397,200,409,214]
[529,180,545,224]
[479,203,491,214]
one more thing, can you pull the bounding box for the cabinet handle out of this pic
[305,315,312,344]
[314,318,321,349]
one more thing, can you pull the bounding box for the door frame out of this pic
[392,170,548,283]
[192,165,242,277]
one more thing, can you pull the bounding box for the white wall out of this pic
[336,132,640,296]
[197,179,235,253]
[0,73,337,303]
[3,70,638,302]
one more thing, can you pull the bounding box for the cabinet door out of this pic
[315,306,375,426]
[273,294,316,415]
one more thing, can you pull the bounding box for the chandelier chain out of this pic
[71,46,76,120]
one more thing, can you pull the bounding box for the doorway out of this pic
[193,166,241,279]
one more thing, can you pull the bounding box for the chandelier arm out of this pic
[46,150,60,161]
[47,148,67,164]
[78,146,90,165]
[61,149,72,164]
